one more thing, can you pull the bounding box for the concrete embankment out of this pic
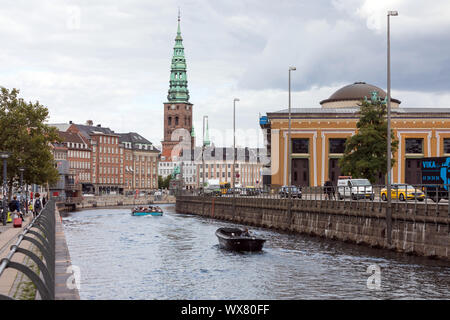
[57,195,176,212]
[54,206,80,300]
[176,196,450,261]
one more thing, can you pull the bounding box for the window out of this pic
[175,117,179,125]
[168,117,172,125]
[329,138,346,154]
[405,138,423,154]
[444,138,450,154]
[292,138,309,154]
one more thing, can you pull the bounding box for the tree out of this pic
[157,175,172,189]
[158,175,164,188]
[163,175,172,189]
[338,94,399,184]
[0,87,60,199]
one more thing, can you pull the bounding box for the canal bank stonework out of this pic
[176,196,450,261]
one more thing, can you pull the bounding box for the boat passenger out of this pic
[242,228,251,237]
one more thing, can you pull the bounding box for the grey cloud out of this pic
[0,0,448,148]
[235,1,450,93]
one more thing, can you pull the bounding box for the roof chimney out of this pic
[86,120,93,126]
[69,120,73,124]
[97,124,101,127]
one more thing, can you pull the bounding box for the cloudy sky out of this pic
[1,0,449,148]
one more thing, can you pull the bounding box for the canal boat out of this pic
[215,227,266,252]
[131,206,163,216]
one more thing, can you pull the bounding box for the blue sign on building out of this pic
[421,157,450,190]
[259,116,268,125]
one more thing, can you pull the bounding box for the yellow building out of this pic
[261,82,450,187]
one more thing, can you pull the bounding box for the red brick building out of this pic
[51,121,160,195]
[57,131,91,194]
[119,132,159,193]
[121,143,134,194]
[67,122,122,195]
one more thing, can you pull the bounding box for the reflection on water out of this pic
[62,205,450,300]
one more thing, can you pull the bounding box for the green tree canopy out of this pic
[0,87,60,196]
[158,175,172,189]
[338,96,399,184]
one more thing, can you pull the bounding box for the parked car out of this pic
[240,187,258,196]
[337,178,374,200]
[279,186,302,198]
[204,184,221,196]
[380,184,425,201]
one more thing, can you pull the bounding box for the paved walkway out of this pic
[0,207,80,299]
[0,213,33,298]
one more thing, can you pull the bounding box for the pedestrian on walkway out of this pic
[9,195,23,221]
[324,180,335,200]
[33,193,42,217]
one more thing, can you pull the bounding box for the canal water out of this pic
[62,204,450,300]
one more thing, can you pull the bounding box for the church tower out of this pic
[161,12,194,161]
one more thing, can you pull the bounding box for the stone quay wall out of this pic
[176,196,450,261]
[57,195,176,212]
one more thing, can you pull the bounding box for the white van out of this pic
[337,177,374,200]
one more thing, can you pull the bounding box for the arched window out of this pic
[168,116,172,125]
[175,117,179,125]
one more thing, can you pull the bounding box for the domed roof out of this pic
[320,82,401,105]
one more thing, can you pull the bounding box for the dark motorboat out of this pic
[215,227,266,252]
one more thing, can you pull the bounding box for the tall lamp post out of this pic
[233,98,240,193]
[386,10,398,245]
[19,168,24,213]
[288,67,296,197]
[0,152,10,225]
[202,115,209,191]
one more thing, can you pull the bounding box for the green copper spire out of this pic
[167,11,190,103]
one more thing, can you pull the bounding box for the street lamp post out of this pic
[19,168,24,213]
[288,67,296,198]
[202,115,209,192]
[386,10,398,245]
[0,152,10,226]
[25,183,29,215]
[233,98,240,194]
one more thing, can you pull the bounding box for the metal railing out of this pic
[0,199,55,300]
[176,184,450,206]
